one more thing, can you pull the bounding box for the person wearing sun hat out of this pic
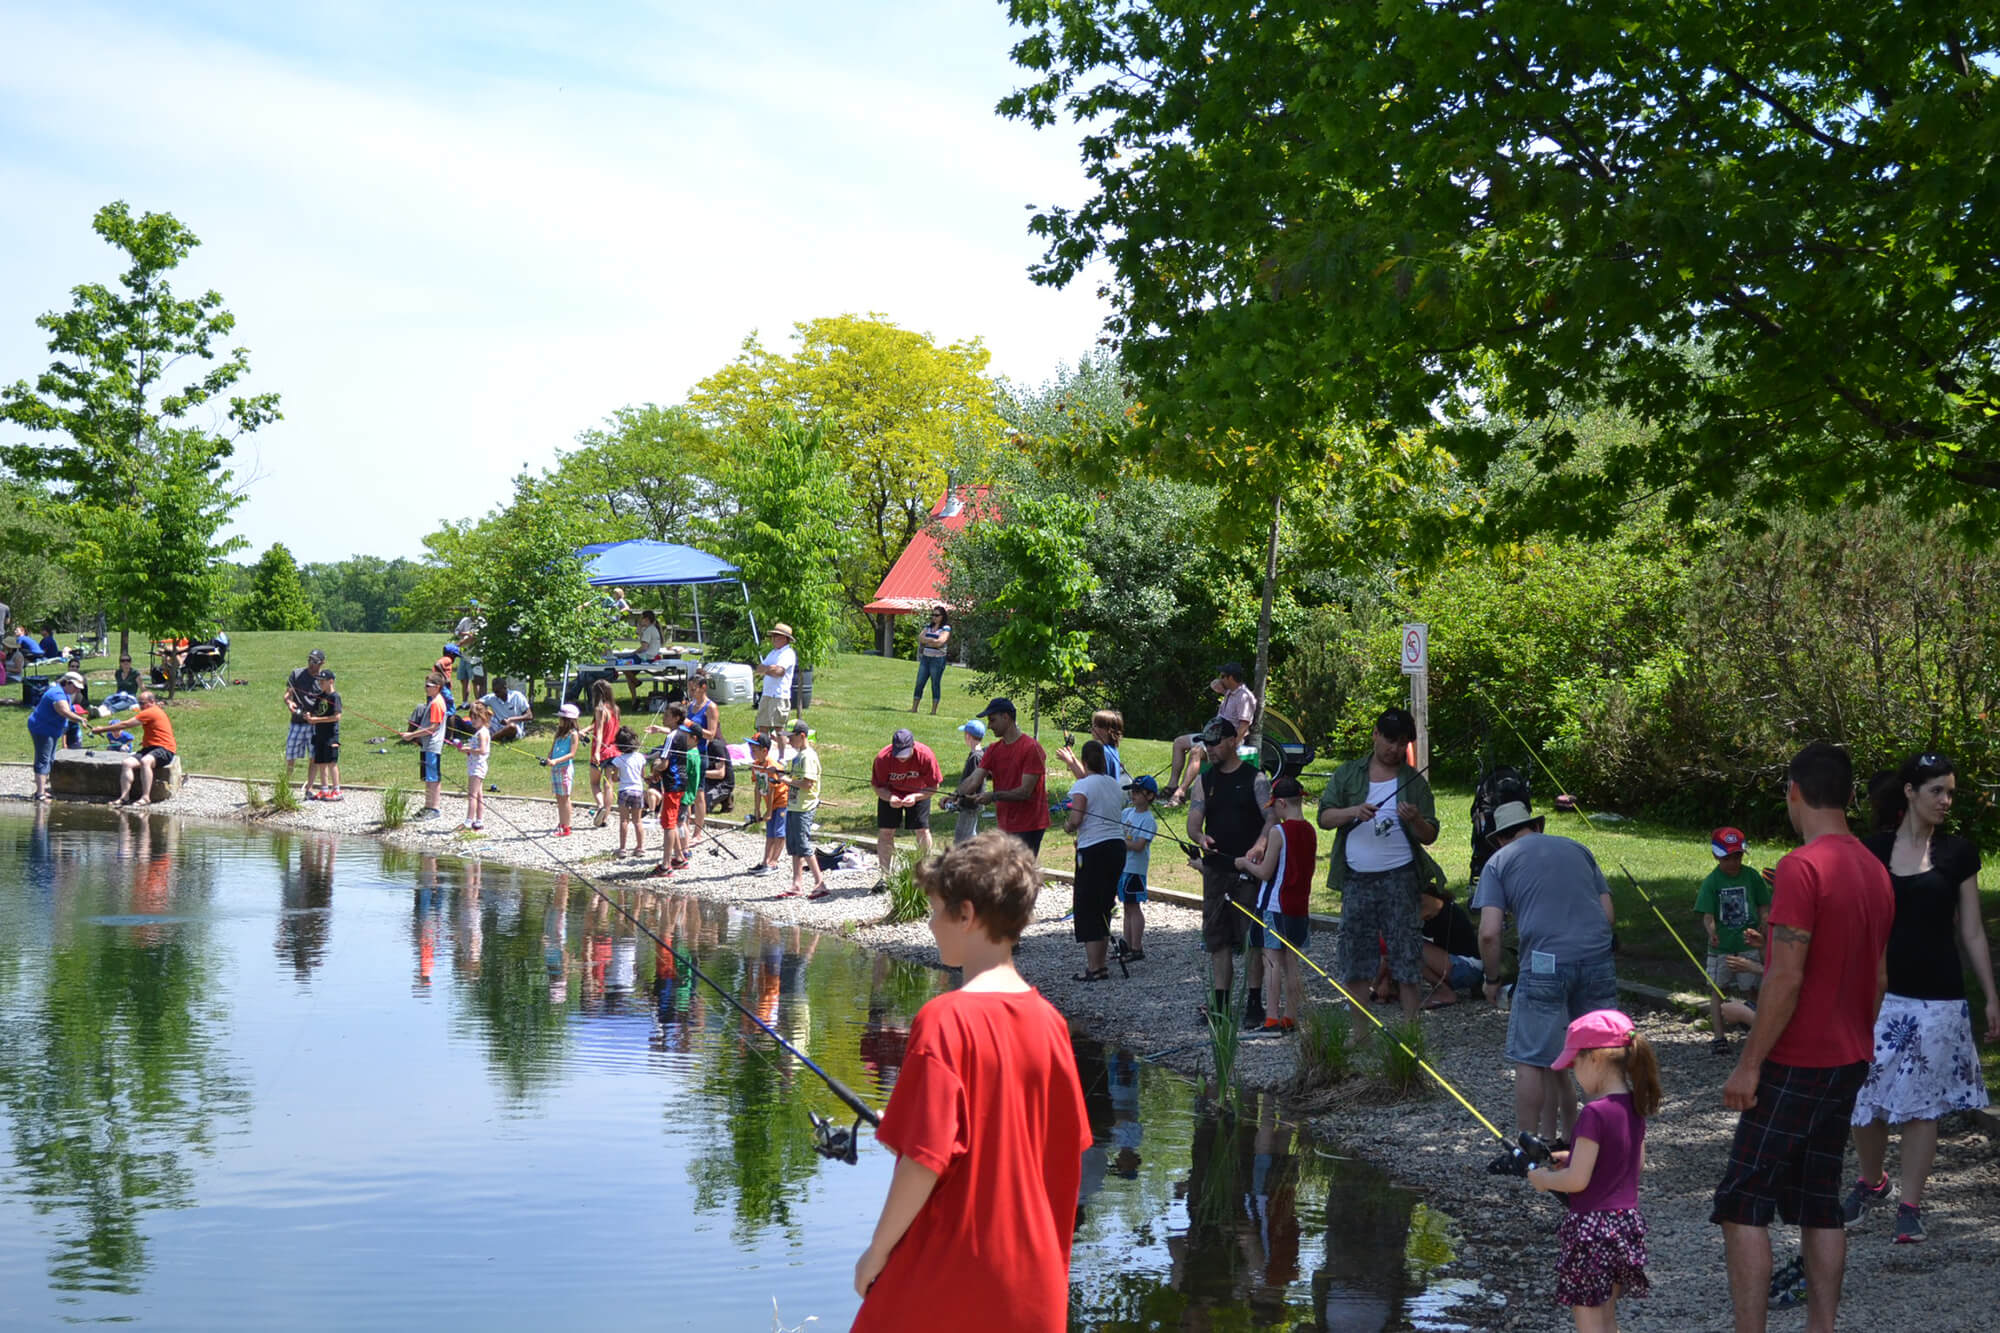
[1697,825,1770,1053]
[1473,796,1619,1146]
[756,622,797,732]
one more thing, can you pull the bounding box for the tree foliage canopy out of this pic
[723,417,849,669]
[531,404,731,543]
[237,543,319,631]
[692,315,1006,609]
[1001,2,2000,535]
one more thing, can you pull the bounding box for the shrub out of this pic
[1375,1017,1429,1098]
[1292,1002,1354,1092]
[380,785,413,831]
[269,774,300,813]
[881,854,925,925]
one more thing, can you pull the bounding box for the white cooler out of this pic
[709,662,756,705]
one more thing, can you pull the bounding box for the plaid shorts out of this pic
[285,722,315,761]
[1711,1060,1868,1229]
[1335,864,1423,983]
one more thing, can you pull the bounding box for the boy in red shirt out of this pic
[852,833,1090,1333]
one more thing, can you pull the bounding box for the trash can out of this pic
[791,667,815,711]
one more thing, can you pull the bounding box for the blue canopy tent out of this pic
[576,539,758,644]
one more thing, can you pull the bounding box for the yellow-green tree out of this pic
[690,314,1005,612]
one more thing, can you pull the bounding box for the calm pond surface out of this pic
[0,804,1474,1330]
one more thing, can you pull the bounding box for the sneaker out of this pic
[1241,1005,1267,1033]
[556,827,572,837]
[1841,1174,1891,1226]
[1711,1034,1732,1054]
[747,864,772,876]
[1893,1203,1926,1244]
[1768,1255,1807,1309]
[868,880,888,893]
[418,808,442,820]
[471,821,483,831]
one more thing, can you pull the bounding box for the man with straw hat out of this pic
[756,622,797,732]
[1473,796,1618,1147]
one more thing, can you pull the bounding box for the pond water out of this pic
[0,805,1473,1330]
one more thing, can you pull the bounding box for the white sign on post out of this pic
[1400,622,1429,676]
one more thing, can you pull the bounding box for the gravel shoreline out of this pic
[9,768,1999,1331]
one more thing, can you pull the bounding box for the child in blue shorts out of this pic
[1117,776,1159,960]
[1237,776,1316,1034]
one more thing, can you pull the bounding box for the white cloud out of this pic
[0,1,1108,562]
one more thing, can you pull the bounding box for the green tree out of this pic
[724,417,847,669]
[299,556,425,632]
[467,501,612,694]
[236,542,319,631]
[0,202,280,650]
[532,404,733,543]
[692,315,1006,612]
[88,426,245,685]
[951,490,1098,735]
[1001,2,2000,537]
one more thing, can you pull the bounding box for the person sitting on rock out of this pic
[88,690,178,807]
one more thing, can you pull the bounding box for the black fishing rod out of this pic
[1470,686,1728,1004]
[473,794,881,1162]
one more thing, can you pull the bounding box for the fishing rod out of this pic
[1225,899,1556,1174]
[473,792,881,1162]
[1471,687,1728,1004]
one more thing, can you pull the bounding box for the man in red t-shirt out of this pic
[1711,741,1893,1333]
[955,698,1049,853]
[872,726,944,888]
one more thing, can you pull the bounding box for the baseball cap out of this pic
[307,649,326,663]
[1711,827,1746,858]
[789,719,810,734]
[1552,1009,1636,1070]
[891,727,916,757]
[318,670,336,682]
[1124,774,1158,796]
[59,671,85,689]
[558,703,580,719]
[747,733,770,748]
[976,697,1016,719]
[1199,715,1235,747]
[959,719,986,739]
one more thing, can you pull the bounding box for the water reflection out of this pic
[0,808,247,1296]
[0,808,1467,1330]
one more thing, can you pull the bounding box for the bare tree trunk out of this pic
[1251,492,1281,751]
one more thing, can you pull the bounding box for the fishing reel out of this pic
[810,1109,863,1165]
[1486,1132,1555,1178]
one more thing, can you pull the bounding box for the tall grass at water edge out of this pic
[881,855,925,924]
[380,784,413,830]
[1375,1016,1430,1097]
[1293,1002,1355,1092]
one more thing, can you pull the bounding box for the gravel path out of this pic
[8,768,1999,1331]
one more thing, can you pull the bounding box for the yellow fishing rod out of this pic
[1472,687,1728,1003]
[1227,898,1508,1142]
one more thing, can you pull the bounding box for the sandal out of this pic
[808,887,831,900]
[1123,949,1145,962]
[1073,968,1111,983]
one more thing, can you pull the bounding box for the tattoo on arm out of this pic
[1771,923,1812,945]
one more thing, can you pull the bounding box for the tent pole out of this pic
[740,580,760,644]
[691,584,703,648]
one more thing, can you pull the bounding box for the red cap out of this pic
[1552,1009,1635,1070]
[1711,827,1746,858]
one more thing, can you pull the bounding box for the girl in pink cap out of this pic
[1527,1008,1662,1330]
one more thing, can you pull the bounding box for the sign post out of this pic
[1400,623,1430,773]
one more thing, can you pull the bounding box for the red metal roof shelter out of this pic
[863,485,990,616]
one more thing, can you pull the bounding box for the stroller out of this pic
[182,633,231,689]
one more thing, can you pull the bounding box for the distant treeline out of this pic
[221,555,428,634]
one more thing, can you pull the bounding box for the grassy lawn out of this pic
[7,632,1995,1082]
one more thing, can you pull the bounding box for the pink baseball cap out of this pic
[1552,1009,1635,1070]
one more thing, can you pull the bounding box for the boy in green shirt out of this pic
[1696,826,1770,1052]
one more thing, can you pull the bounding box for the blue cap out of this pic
[1125,774,1158,795]
[960,719,986,739]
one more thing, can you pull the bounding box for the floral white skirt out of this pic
[1850,993,1989,1126]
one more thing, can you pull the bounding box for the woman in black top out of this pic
[1846,752,2000,1244]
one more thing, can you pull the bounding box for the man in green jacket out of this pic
[1317,707,1446,1046]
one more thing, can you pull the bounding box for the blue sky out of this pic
[0,1,1109,562]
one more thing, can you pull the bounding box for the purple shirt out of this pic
[1567,1092,1643,1213]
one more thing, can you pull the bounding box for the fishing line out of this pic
[1471,687,1728,1003]
[1228,899,1507,1143]
[476,793,882,1161]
